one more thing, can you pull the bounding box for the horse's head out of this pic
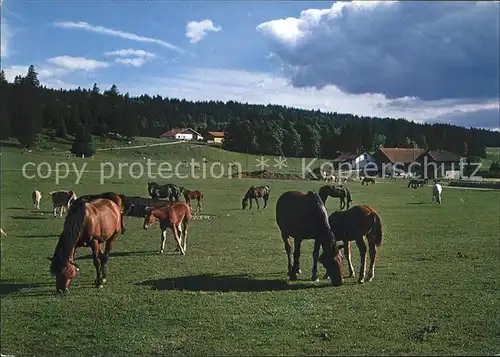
[53,260,80,294]
[319,245,343,287]
[241,197,248,210]
[179,186,185,193]
[143,206,156,230]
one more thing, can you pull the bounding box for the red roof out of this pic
[206,131,225,137]
[160,128,202,137]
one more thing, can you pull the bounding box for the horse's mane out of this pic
[50,198,87,276]
[307,191,340,255]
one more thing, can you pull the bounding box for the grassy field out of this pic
[1,137,499,356]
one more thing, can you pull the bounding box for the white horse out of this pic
[32,190,42,210]
[431,183,443,204]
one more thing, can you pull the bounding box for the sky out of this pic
[1,0,499,131]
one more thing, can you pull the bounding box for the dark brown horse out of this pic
[275,191,343,286]
[180,187,203,212]
[143,202,192,255]
[50,198,123,293]
[242,185,270,209]
[79,192,126,233]
[408,178,428,188]
[318,185,353,210]
[361,177,376,185]
[328,205,383,284]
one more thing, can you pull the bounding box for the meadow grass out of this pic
[1,140,499,356]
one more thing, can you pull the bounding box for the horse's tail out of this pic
[371,212,383,247]
[50,198,87,276]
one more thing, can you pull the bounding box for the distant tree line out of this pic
[1,65,498,159]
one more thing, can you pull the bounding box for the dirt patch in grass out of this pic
[232,169,305,180]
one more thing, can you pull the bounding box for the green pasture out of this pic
[1,139,499,356]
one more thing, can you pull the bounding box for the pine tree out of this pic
[71,125,95,157]
[282,121,303,157]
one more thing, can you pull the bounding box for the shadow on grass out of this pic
[6,207,25,210]
[136,274,334,293]
[22,234,59,238]
[0,281,53,297]
[77,250,160,260]
[406,202,424,205]
[10,215,48,220]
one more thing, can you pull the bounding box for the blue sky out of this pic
[1,1,499,130]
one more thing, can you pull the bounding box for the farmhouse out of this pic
[373,147,426,175]
[205,131,225,144]
[332,151,376,170]
[159,128,203,141]
[415,149,462,178]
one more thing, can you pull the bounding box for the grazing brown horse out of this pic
[328,205,383,284]
[242,185,270,209]
[318,185,353,210]
[50,198,123,293]
[180,187,203,212]
[361,177,376,185]
[143,202,192,255]
[275,191,343,286]
[78,192,126,233]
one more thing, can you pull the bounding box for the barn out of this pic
[159,128,204,141]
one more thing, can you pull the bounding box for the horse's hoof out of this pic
[358,279,365,284]
[97,284,104,289]
[296,269,302,275]
[311,275,319,282]
[323,273,330,280]
[289,274,298,281]
[102,278,107,283]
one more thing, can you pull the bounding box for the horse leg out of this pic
[366,238,377,282]
[181,220,189,253]
[101,237,116,284]
[90,239,103,288]
[355,237,368,284]
[53,204,57,217]
[281,232,294,280]
[172,224,185,255]
[292,238,303,279]
[263,197,268,209]
[311,239,320,282]
[159,229,167,254]
[344,240,356,278]
[255,197,260,209]
[197,197,202,212]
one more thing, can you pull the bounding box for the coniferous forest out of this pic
[1,65,498,160]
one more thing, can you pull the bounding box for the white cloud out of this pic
[104,49,156,58]
[114,58,146,67]
[47,56,110,71]
[256,1,500,101]
[0,21,11,57]
[54,21,183,53]
[104,48,156,67]
[185,19,221,43]
[116,67,499,129]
